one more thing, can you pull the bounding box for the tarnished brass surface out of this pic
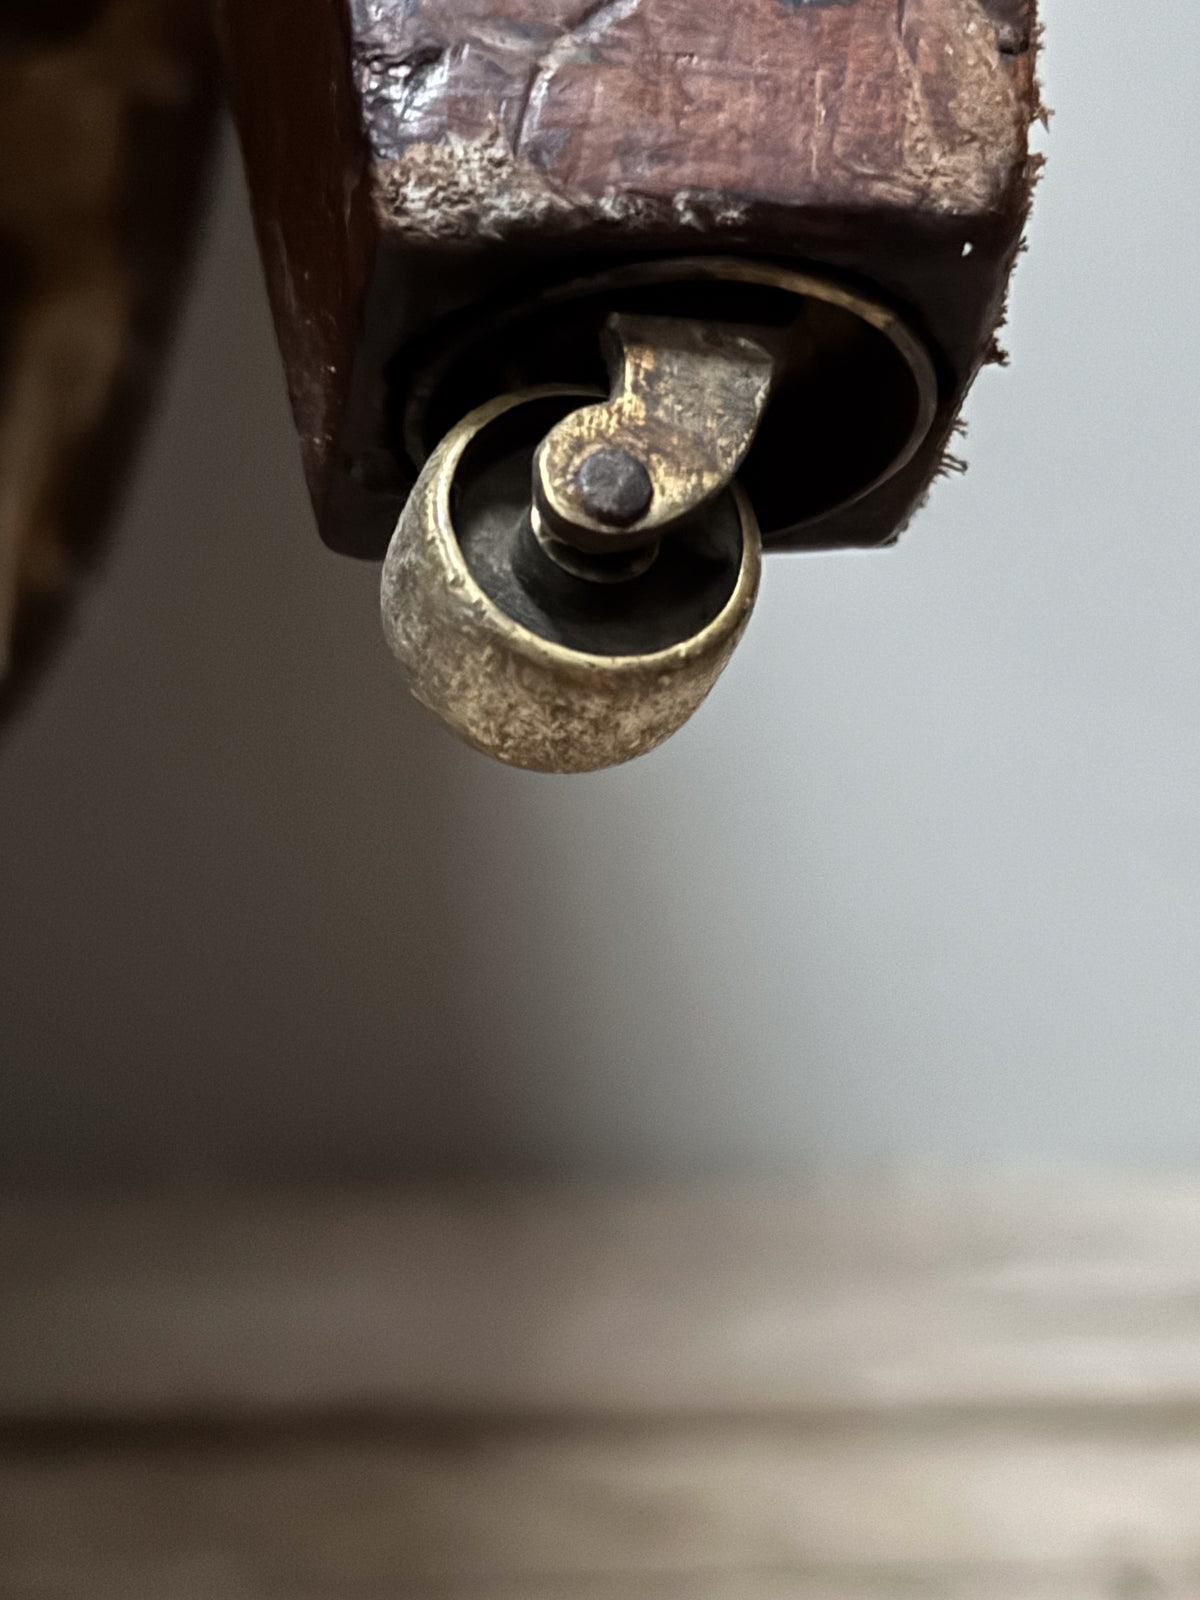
[380,283,937,772]
[381,389,761,774]
[534,314,774,557]
[403,258,940,551]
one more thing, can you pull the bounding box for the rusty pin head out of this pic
[573,446,654,529]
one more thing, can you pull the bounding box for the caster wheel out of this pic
[381,384,761,774]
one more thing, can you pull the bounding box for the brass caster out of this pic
[381,384,762,774]
[381,288,934,773]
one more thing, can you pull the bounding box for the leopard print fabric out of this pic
[0,0,216,717]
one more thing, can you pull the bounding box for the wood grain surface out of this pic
[3,1422,1198,1597]
[1,1173,1197,1599]
[2,1174,1198,1421]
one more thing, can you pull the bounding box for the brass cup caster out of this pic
[381,284,940,773]
[381,386,762,774]
[382,313,778,773]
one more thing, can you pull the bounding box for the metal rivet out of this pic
[574,446,654,528]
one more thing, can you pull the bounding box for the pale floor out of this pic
[2,1176,1200,1597]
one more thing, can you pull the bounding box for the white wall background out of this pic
[3,0,1199,1183]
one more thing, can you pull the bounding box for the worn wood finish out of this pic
[216,0,374,513]
[0,0,218,718]
[221,0,1040,560]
